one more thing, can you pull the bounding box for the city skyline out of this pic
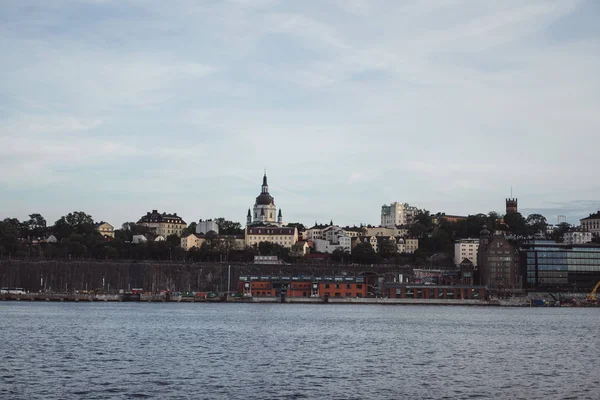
[1,1,599,226]
[2,170,598,228]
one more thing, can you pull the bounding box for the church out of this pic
[246,172,283,227]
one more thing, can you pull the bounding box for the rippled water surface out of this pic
[1,303,598,399]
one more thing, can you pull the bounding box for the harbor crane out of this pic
[587,281,600,302]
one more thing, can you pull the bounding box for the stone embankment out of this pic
[0,259,409,294]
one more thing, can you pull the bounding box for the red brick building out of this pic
[238,276,370,298]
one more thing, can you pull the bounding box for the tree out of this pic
[503,212,528,237]
[183,222,197,236]
[331,247,350,264]
[53,211,96,238]
[526,214,548,236]
[408,223,428,238]
[551,222,571,242]
[351,242,381,265]
[257,241,290,261]
[0,218,20,256]
[378,238,398,258]
[214,218,244,235]
[166,234,180,247]
[286,222,306,231]
[204,231,219,249]
[414,210,433,230]
[24,213,47,238]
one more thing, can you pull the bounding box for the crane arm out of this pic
[588,281,600,300]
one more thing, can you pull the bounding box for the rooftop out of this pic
[581,211,600,221]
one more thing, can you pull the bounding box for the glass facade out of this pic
[522,243,600,291]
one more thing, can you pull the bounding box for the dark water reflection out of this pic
[0,303,598,399]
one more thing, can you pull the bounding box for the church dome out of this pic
[255,193,274,205]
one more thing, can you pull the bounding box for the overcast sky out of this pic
[1,0,599,228]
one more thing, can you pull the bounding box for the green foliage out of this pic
[214,218,244,235]
[408,223,428,238]
[53,211,96,239]
[551,222,571,242]
[286,222,306,231]
[331,247,350,264]
[0,218,20,255]
[166,234,180,247]
[23,213,47,238]
[378,238,398,258]
[182,222,197,236]
[351,242,381,265]
[414,210,433,230]
[503,212,528,237]
[526,214,548,236]
[257,241,290,260]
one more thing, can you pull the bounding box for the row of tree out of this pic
[0,212,249,261]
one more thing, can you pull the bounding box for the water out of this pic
[0,303,598,399]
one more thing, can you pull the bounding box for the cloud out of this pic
[0,0,599,226]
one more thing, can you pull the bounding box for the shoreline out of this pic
[2,293,597,307]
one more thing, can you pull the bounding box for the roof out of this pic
[138,210,186,225]
[309,223,329,230]
[94,221,113,228]
[581,211,600,221]
[342,226,364,232]
[255,193,274,206]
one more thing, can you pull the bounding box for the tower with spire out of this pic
[247,170,281,226]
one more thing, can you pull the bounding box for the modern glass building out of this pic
[520,242,600,292]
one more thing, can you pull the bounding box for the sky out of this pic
[1,0,599,228]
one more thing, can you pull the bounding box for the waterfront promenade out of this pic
[3,292,594,306]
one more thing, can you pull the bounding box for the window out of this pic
[346,284,352,289]
[335,284,340,289]
[335,292,341,297]
[325,284,330,289]
[356,284,363,289]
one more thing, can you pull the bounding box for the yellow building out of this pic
[137,210,187,237]
[95,222,114,238]
[405,238,419,254]
[180,233,205,251]
[245,225,298,248]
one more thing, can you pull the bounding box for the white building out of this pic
[196,219,219,235]
[381,202,419,228]
[310,224,353,254]
[454,238,479,266]
[580,212,600,237]
[245,226,298,248]
[132,235,147,244]
[306,223,329,241]
[45,235,58,243]
[563,231,593,245]
[314,236,351,254]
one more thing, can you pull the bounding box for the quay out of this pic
[1,292,589,306]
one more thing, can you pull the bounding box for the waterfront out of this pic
[1,303,598,399]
